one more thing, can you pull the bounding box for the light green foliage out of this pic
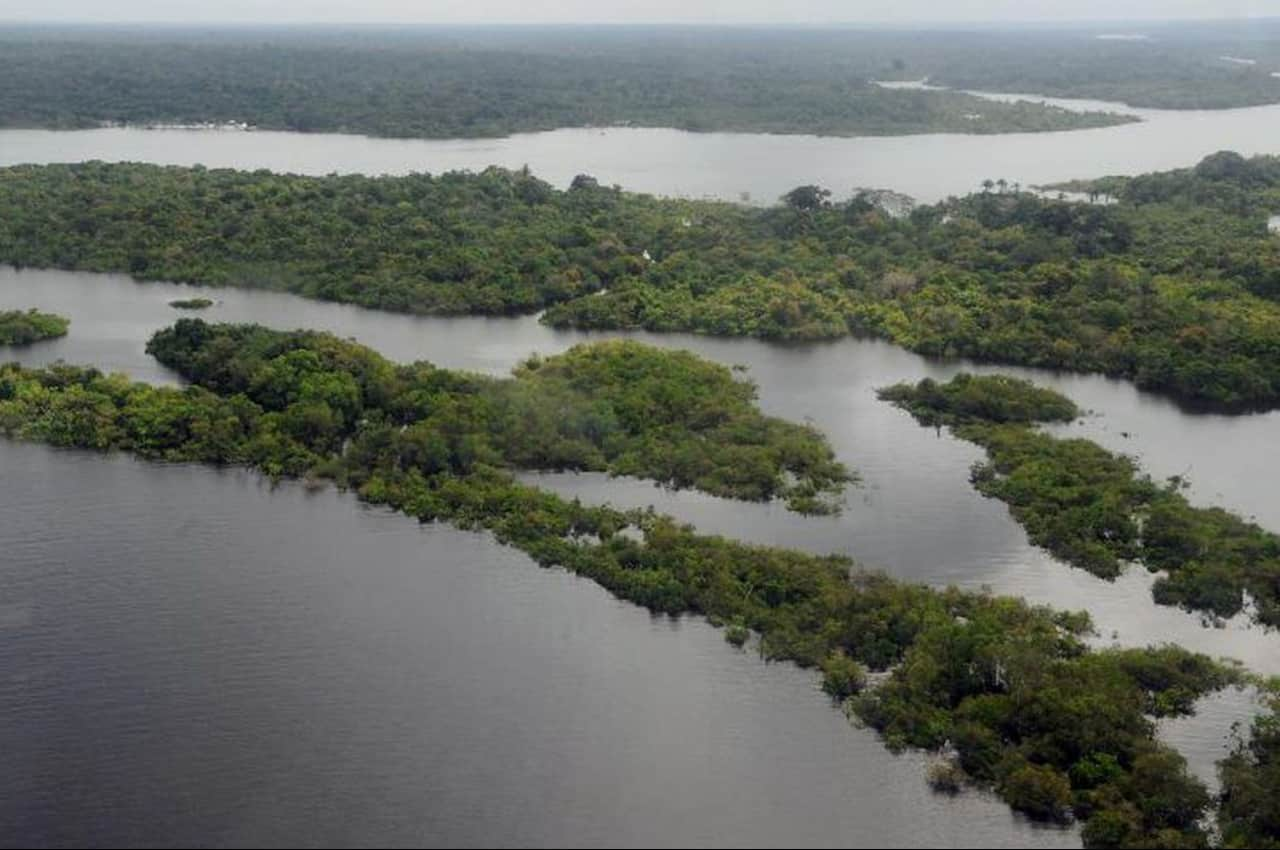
[0,308,69,345]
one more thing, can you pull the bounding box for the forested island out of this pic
[0,27,1136,138]
[881,374,1280,628]
[0,308,69,345]
[5,153,1280,408]
[123,322,847,512]
[0,318,1260,847]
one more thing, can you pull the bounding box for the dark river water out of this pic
[3,442,1085,849]
[0,265,1272,847]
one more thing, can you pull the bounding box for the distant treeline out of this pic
[3,24,1280,141]
[0,30,1132,137]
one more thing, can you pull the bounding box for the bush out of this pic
[927,760,966,795]
[820,652,867,701]
[1001,763,1074,822]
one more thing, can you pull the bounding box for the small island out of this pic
[880,373,1280,627]
[168,297,214,310]
[0,309,70,345]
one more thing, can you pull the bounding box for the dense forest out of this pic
[134,321,850,511]
[0,308,69,345]
[0,318,1251,848]
[901,24,1280,110]
[0,28,1135,138]
[881,374,1280,628]
[5,23,1280,140]
[5,154,1280,408]
[0,163,648,315]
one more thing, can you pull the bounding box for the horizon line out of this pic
[1,17,1276,29]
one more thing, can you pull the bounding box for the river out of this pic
[0,265,1271,847]
[3,97,1279,846]
[1,92,1278,204]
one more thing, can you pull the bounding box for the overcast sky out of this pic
[1,0,1274,25]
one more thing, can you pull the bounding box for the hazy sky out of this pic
[1,0,1274,25]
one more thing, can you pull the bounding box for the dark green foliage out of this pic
[0,309,69,345]
[1002,763,1074,822]
[883,373,1280,627]
[168,297,213,309]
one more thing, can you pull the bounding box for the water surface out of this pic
[3,93,1280,203]
[4,266,1278,672]
[1,260,1274,845]
[2,441,1078,848]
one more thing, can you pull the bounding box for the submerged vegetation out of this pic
[6,153,1280,407]
[0,319,1249,847]
[881,373,1280,628]
[168,297,213,309]
[0,308,68,345]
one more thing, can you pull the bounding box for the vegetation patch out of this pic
[1219,685,1280,849]
[881,373,1280,627]
[168,297,213,309]
[0,308,68,345]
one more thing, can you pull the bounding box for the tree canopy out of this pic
[7,154,1280,409]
